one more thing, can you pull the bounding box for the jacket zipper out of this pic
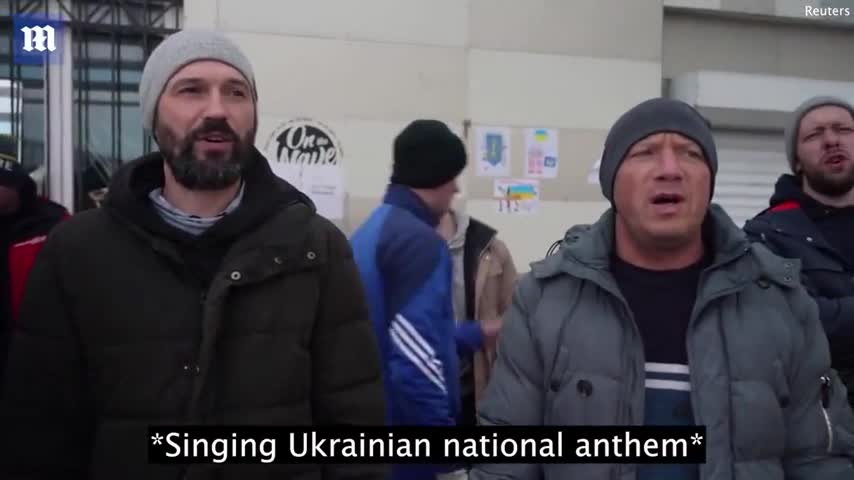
[821,374,834,453]
[613,302,641,480]
[821,403,834,453]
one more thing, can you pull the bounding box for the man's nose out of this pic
[655,147,684,179]
[202,91,228,119]
[822,127,841,147]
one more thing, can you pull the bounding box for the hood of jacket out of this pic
[447,210,471,252]
[103,147,315,246]
[765,173,854,218]
[769,174,811,209]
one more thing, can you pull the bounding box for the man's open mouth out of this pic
[824,152,849,165]
[198,132,234,143]
[651,193,684,205]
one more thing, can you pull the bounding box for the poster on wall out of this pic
[494,178,539,215]
[587,149,603,185]
[524,128,559,178]
[264,118,345,220]
[475,126,511,177]
[587,158,600,185]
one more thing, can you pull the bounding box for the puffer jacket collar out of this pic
[744,175,846,264]
[103,148,315,254]
[532,204,798,299]
[383,183,438,227]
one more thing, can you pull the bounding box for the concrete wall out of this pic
[663,10,854,81]
[181,0,854,271]
[183,0,663,271]
[666,0,854,23]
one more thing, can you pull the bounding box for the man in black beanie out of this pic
[0,134,68,385]
[472,98,854,480]
[351,119,476,480]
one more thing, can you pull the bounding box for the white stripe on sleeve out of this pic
[390,315,443,380]
[394,314,438,357]
[390,327,446,394]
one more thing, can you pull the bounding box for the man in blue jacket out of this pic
[350,119,484,480]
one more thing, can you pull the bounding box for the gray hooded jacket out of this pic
[471,204,854,480]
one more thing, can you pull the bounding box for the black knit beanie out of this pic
[0,135,28,188]
[0,135,37,208]
[599,97,718,202]
[391,119,467,189]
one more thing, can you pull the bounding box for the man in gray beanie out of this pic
[472,97,854,480]
[745,95,854,408]
[0,29,387,480]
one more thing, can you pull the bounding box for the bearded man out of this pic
[0,30,386,480]
[746,95,854,409]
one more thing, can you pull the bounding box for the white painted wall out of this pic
[182,0,662,271]
[467,200,611,270]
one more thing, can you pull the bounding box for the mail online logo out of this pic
[13,14,64,65]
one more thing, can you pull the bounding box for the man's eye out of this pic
[179,87,200,94]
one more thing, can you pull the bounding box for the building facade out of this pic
[3,0,854,270]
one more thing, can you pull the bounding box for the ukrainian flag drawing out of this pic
[506,184,537,200]
[534,129,549,142]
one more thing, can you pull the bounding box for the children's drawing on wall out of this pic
[475,126,510,177]
[494,178,539,215]
[524,128,559,178]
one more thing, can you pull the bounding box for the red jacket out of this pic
[2,198,69,330]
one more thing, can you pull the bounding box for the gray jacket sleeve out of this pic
[470,274,544,480]
[783,285,854,479]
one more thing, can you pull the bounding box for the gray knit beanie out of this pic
[599,97,718,202]
[785,95,854,173]
[139,29,257,132]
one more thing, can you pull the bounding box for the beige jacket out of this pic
[471,235,517,402]
[439,212,517,405]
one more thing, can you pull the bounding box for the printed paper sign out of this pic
[524,128,559,178]
[475,127,510,177]
[494,178,540,215]
[265,118,345,220]
[587,157,601,185]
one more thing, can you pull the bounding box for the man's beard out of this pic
[801,159,854,198]
[157,118,255,190]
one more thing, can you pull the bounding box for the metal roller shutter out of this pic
[711,130,789,228]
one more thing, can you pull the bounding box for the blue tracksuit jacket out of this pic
[350,184,481,479]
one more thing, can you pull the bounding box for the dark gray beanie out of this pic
[139,29,257,132]
[785,95,854,173]
[599,97,718,202]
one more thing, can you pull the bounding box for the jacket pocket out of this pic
[818,370,854,456]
